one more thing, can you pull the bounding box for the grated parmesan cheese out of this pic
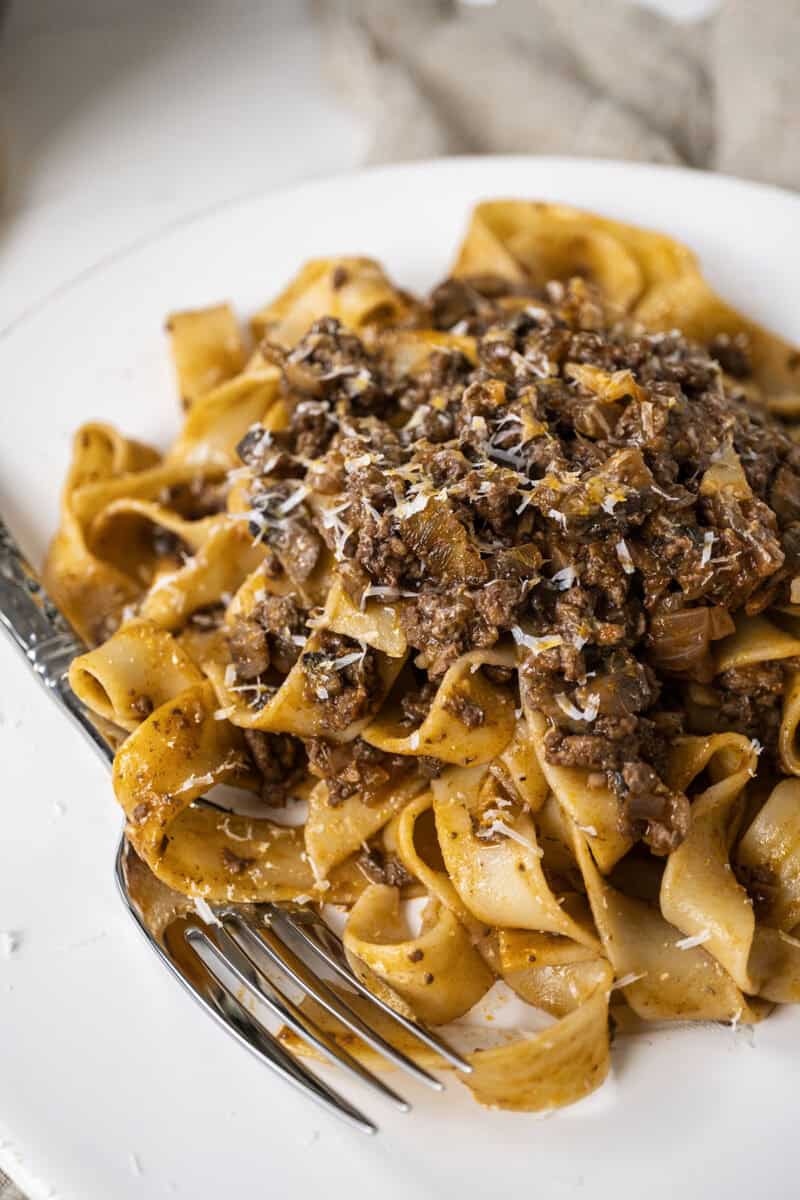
[650,484,680,502]
[700,530,715,567]
[496,412,523,430]
[403,404,432,432]
[396,490,432,519]
[278,486,308,515]
[675,930,711,950]
[599,492,623,516]
[320,500,352,528]
[511,626,563,655]
[220,816,252,843]
[329,651,363,670]
[477,819,543,857]
[555,692,600,722]
[547,508,568,530]
[345,454,373,471]
[550,565,576,591]
[611,971,647,991]
[615,539,635,575]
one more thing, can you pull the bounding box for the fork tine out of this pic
[114,851,377,1135]
[177,927,378,1135]
[194,923,411,1112]
[225,911,444,1092]
[266,906,473,1075]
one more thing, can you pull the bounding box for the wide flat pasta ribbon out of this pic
[167,368,281,467]
[112,680,367,903]
[736,779,800,933]
[278,961,614,1114]
[304,773,427,881]
[387,791,486,938]
[165,303,247,409]
[87,500,268,635]
[47,428,228,642]
[452,200,800,399]
[713,613,800,673]
[432,764,600,949]
[344,884,494,1025]
[342,880,615,1113]
[461,971,613,1113]
[136,516,266,632]
[207,630,406,740]
[380,329,478,379]
[68,620,204,731]
[660,733,759,991]
[363,648,516,765]
[569,817,764,1023]
[44,423,162,642]
[320,577,408,658]
[250,257,415,346]
[528,709,632,873]
[494,929,611,1019]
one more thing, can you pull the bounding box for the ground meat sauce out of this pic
[227,594,307,680]
[443,690,486,729]
[300,631,381,731]
[398,677,438,728]
[356,846,415,888]
[307,736,409,805]
[243,730,306,805]
[231,275,800,853]
[703,658,800,750]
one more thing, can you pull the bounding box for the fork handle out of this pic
[0,516,116,765]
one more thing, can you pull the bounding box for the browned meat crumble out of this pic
[227,273,800,854]
[243,730,306,805]
[306,737,409,805]
[356,846,415,888]
[228,593,307,680]
[300,631,381,730]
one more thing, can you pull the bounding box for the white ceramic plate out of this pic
[2,157,799,1200]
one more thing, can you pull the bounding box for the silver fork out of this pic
[0,517,471,1134]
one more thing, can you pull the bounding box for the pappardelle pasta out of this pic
[49,201,800,1113]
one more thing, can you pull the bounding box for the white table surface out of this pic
[0,0,717,1195]
[0,0,370,337]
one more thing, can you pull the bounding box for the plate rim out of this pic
[3,153,800,344]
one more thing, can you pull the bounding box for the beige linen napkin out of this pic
[315,0,800,190]
[0,1174,23,1199]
